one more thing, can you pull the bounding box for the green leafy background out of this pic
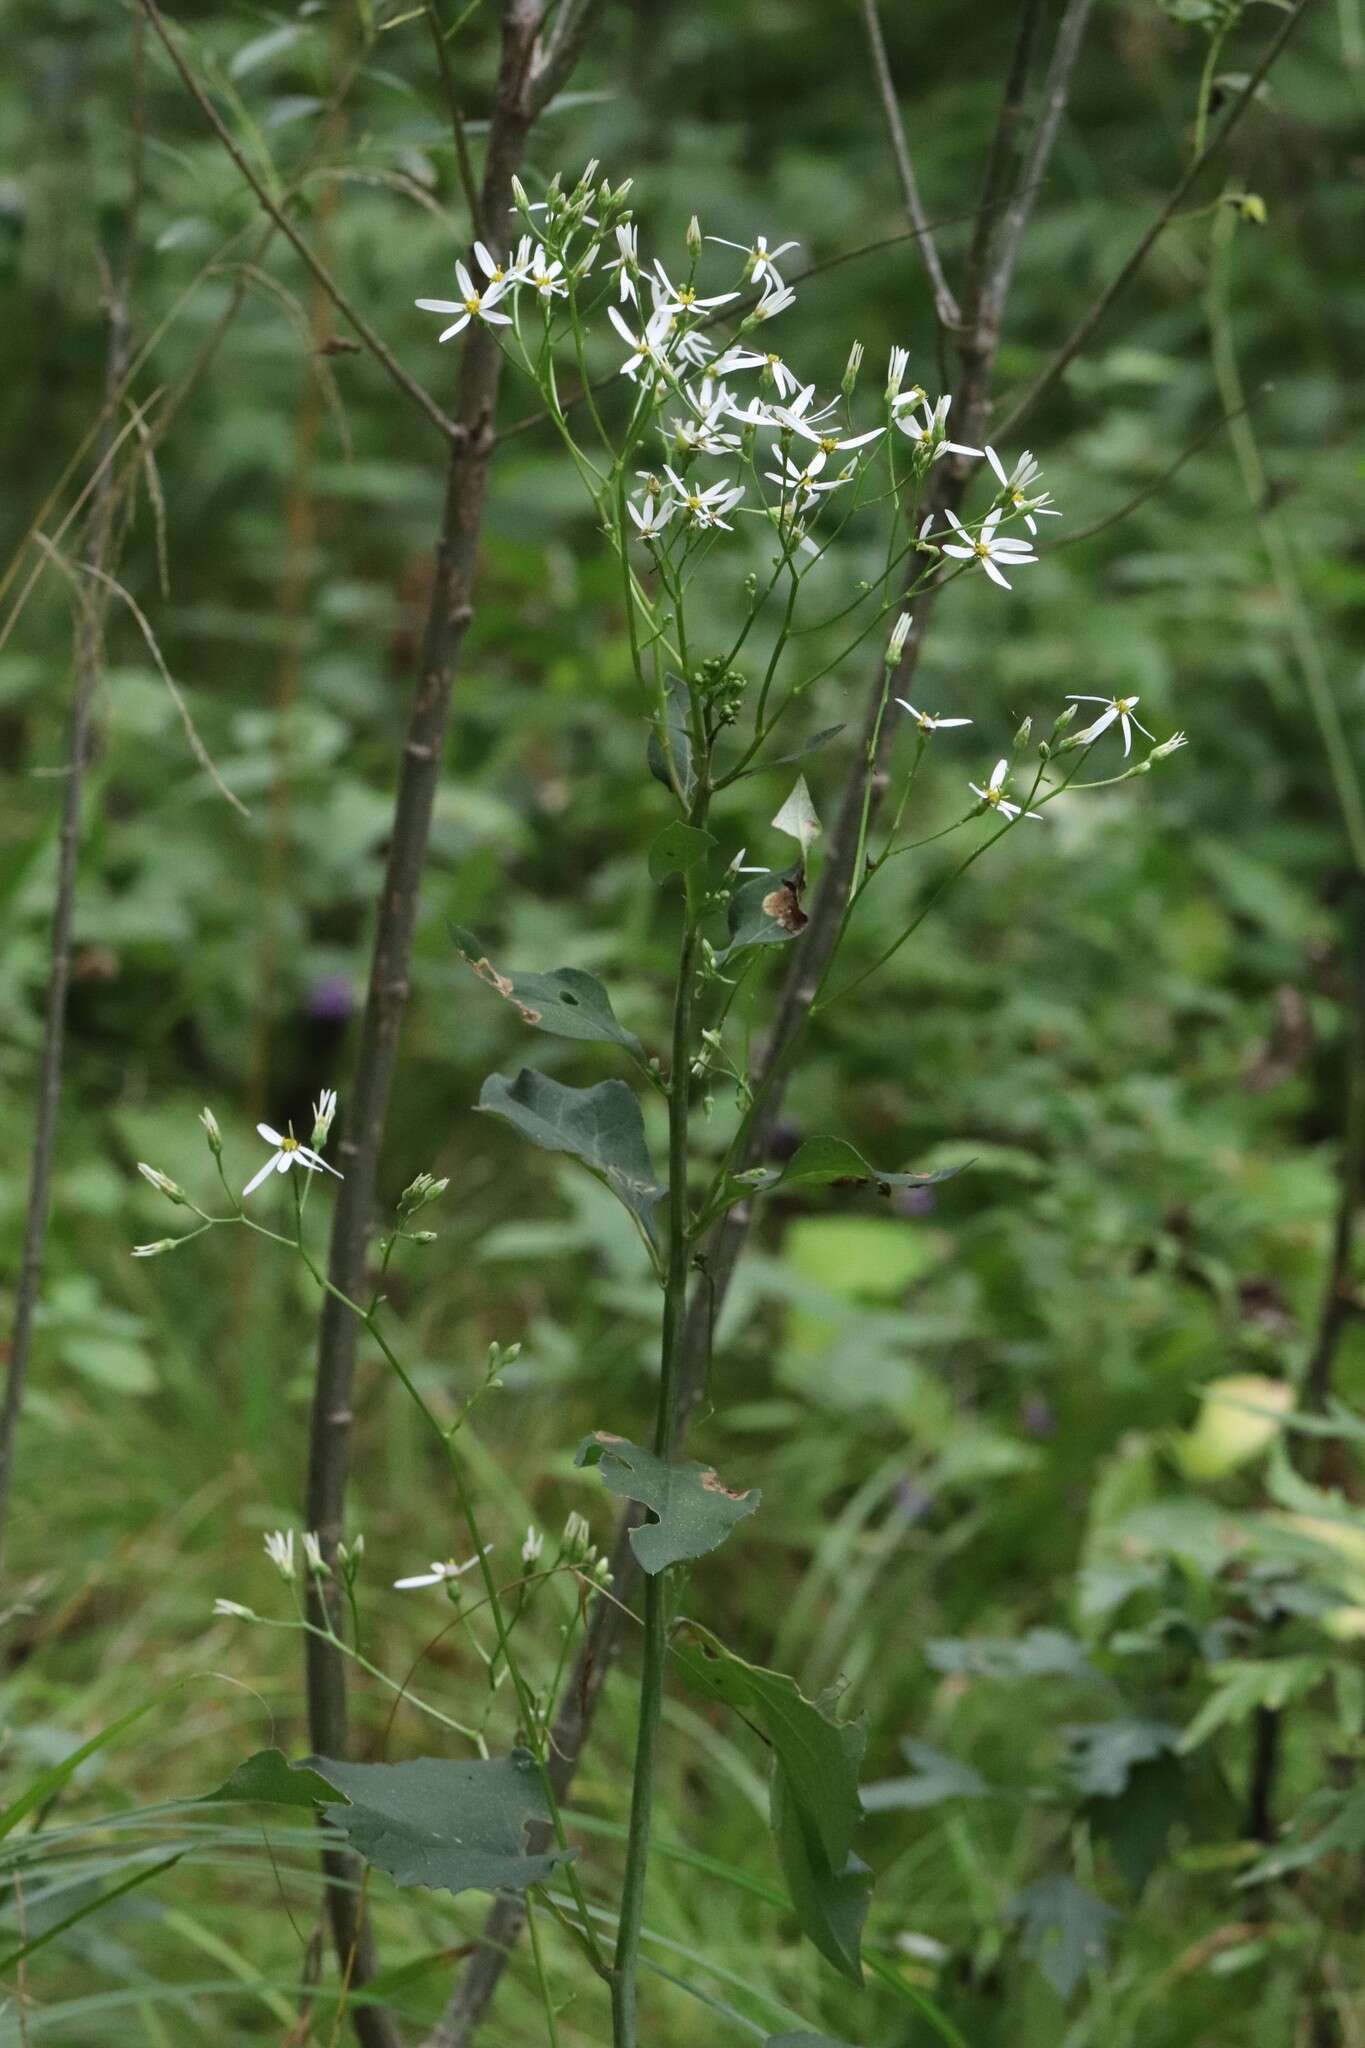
[2,0,1364,2042]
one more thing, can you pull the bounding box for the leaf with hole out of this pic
[453,929,643,1058]
[478,1071,663,1248]
[575,1435,759,1573]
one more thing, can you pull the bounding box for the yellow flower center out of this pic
[464,295,482,314]
[282,1137,299,1154]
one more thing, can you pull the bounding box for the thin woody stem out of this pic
[0,19,145,1572]
[138,0,463,446]
[996,0,1319,437]
[858,0,960,338]
[300,3,602,2038]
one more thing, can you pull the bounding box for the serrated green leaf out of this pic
[302,1751,569,1896]
[673,1624,865,1868]
[202,1749,347,1809]
[772,1767,871,1983]
[861,1739,990,1812]
[1062,1720,1180,1799]
[648,821,716,884]
[647,672,695,802]
[1178,1656,1330,1754]
[1244,1782,1365,1884]
[1090,1755,1186,1896]
[453,929,643,1057]
[1012,1874,1117,2000]
[478,1071,663,1247]
[575,1435,759,1573]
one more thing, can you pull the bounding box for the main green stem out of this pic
[611,771,710,2048]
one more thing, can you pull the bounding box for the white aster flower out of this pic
[709,231,800,290]
[526,244,567,300]
[415,261,513,341]
[608,301,672,379]
[897,698,972,733]
[785,413,883,457]
[521,1525,545,1565]
[765,446,848,508]
[663,465,745,531]
[969,758,1041,822]
[714,346,801,398]
[985,446,1061,535]
[674,327,716,370]
[772,381,841,433]
[940,507,1038,590]
[667,380,740,455]
[394,1547,491,1591]
[131,1239,177,1258]
[302,1531,326,1575]
[213,1598,255,1620]
[243,1120,344,1199]
[627,488,676,542]
[650,260,739,318]
[137,1162,185,1202]
[1151,730,1189,760]
[1066,692,1155,757]
[886,345,910,400]
[887,612,913,662]
[895,394,981,463]
[473,238,530,290]
[748,278,795,323]
[264,1530,296,1580]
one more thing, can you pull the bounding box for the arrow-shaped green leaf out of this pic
[575,1434,760,1573]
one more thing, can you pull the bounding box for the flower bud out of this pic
[561,1510,592,1564]
[131,1239,178,1258]
[137,1163,187,1207]
[510,174,530,212]
[841,340,864,399]
[686,213,702,257]
[311,1088,337,1148]
[1013,716,1032,749]
[886,612,913,664]
[1052,703,1078,735]
[886,345,909,401]
[303,1531,326,1575]
[199,1106,222,1156]
[1150,730,1189,761]
[213,1598,255,1620]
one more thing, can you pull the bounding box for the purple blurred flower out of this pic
[308,974,355,1023]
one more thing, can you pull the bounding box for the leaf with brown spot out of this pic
[453,928,643,1057]
[574,1435,759,1573]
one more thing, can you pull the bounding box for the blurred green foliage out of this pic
[2,0,1365,2042]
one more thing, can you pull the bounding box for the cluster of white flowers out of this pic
[412,169,1062,582]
